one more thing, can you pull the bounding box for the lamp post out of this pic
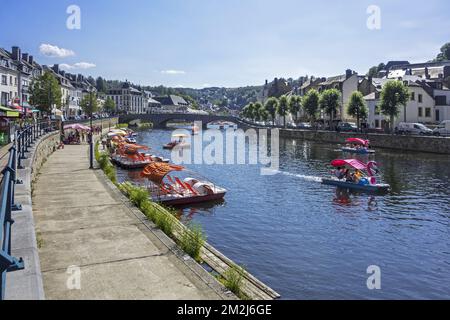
[89,90,94,169]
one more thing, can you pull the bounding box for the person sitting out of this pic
[334,167,346,180]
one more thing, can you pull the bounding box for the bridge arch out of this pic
[119,113,247,129]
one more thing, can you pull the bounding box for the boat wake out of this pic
[267,169,323,183]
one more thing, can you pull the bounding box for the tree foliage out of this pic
[264,97,279,125]
[288,95,302,122]
[29,71,62,113]
[277,96,289,127]
[302,89,320,122]
[319,89,341,126]
[347,91,368,130]
[103,97,116,114]
[434,42,450,62]
[81,92,99,115]
[380,80,410,132]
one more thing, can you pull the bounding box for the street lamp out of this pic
[89,89,94,169]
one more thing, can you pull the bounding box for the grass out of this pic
[36,231,44,249]
[115,123,129,129]
[179,223,206,262]
[222,265,247,299]
[95,138,117,185]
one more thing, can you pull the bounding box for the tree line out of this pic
[241,80,410,133]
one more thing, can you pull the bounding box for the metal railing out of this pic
[0,120,57,300]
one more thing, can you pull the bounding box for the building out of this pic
[107,82,147,114]
[0,46,42,110]
[154,94,189,113]
[364,76,450,129]
[387,61,450,81]
[0,48,19,107]
[317,69,360,121]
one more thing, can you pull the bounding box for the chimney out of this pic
[346,69,353,79]
[22,53,29,62]
[12,46,21,61]
[52,64,60,74]
[29,55,34,64]
[368,75,373,84]
[425,67,430,79]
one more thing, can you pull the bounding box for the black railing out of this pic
[0,120,57,300]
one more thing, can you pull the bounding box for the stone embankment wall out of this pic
[279,129,450,154]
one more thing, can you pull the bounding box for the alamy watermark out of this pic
[67,5,81,30]
[66,265,82,290]
[367,265,381,290]
[170,122,280,175]
[367,5,381,30]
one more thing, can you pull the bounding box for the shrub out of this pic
[223,265,245,298]
[129,186,149,208]
[179,224,206,261]
[116,123,129,129]
[154,211,174,236]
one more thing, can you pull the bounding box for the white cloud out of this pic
[161,70,186,75]
[60,62,96,70]
[39,44,75,58]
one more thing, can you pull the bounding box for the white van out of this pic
[433,120,450,136]
[397,122,433,135]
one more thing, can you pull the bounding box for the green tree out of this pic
[264,97,279,125]
[367,63,386,77]
[302,89,320,124]
[380,80,410,133]
[253,102,264,122]
[103,97,116,114]
[29,71,62,113]
[81,92,99,116]
[435,42,450,61]
[288,95,302,123]
[347,91,368,131]
[96,77,107,93]
[277,95,289,128]
[319,89,341,129]
[242,103,256,121]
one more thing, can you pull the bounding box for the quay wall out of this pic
[5,118,118,300]
[279,129,450,154]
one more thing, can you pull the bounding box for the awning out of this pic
[141,162,184,184]
[0,106,20,118]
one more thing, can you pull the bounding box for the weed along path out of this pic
[32,144,227,300]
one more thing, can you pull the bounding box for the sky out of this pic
[1,0,449,88]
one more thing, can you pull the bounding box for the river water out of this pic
[116,128,450,300]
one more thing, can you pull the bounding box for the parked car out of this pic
[298,122,312,129]
[396,122,433,135]
[433,120,450,136]
[337,122,358,132]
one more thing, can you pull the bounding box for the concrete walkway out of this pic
[32,144,223,300]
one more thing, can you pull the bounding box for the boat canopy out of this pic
[141,162,184,184]
[345,138,369,147]
[331,159,368,171]
[64,123,90,131]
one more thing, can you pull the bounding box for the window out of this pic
[1,75,6,85]
[411,92,415,101]
[425,108,431,118]
[375,119,380,128]
[374,105,380,115]
[418,107,423,117]
[418,94,423,103]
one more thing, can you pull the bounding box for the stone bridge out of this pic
[118,113,249,129]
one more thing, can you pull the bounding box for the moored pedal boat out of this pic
[141,163,226,206]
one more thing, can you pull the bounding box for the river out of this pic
[116,128,450,300]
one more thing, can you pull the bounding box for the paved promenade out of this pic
[32,144,223,300]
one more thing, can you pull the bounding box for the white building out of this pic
[107,82,147,114]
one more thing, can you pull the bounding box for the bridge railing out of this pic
[0,120,58,300]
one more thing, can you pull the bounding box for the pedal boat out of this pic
[322,159,390,194]
[341,138,375,154]
[141,162,226,206]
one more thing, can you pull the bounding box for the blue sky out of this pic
[1,0,449,88]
